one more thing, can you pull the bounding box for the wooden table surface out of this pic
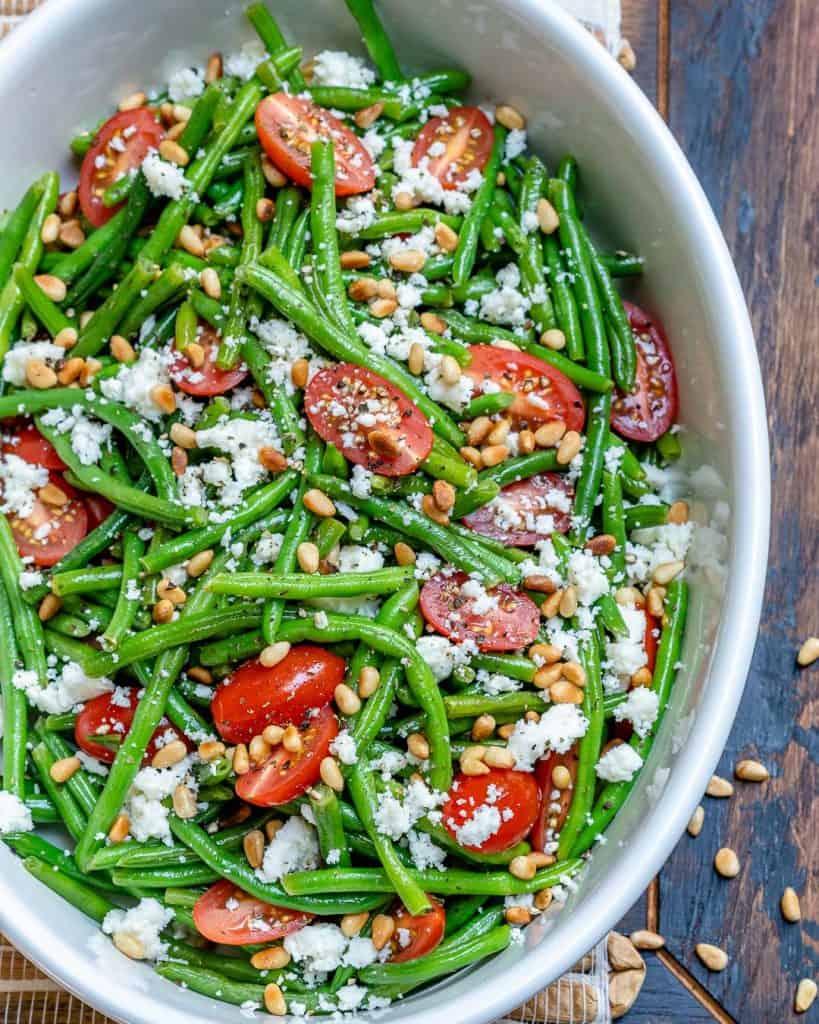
[615,2,818,1021]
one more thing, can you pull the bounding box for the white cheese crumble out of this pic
[251,317,323,394]
[142,151,189,200]
[167,67,204,102]
[407,829,447,869]
[329,730,358,765]
[124,755,198,844]
[2,341,64,386]
[374,778,445,840]
[613,687,659,740]
[604,603,649,692]
[100,348,171,423]
[0,790,33,833]
[257,816,319,882]
[567,548,611,606]
[311,50,376,89]
[416,635,472,682]
[102,897,173,961]
[595,743,643,783]
[13,660,113,714]
[0,454,48,518]
[508,704,589,772]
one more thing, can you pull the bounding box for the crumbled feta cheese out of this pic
[223,39,266,80]
[349,464,374,499]
[0,454,48,518]
[284,923,348,972]
[125,755,198,844]
[567,548,610,606]
[142,151,189,200]
[479,263,531,326]
[13,660,113,714]
[0,790,33,833]
[374,778,445,840]
[595,743,643,782]
[330,730,358,765]
[18,570,43,591]
[416,635,471,682]
[102,897,173,960]
[451,803,502,847]
[311,50,375,89]
[613,687,659,739]
[508,704,589,771]
[257,816,319,882]
[100,348,171,423]
[167,67,204,102]
[604,603,649,691]
[407,829,447,870]
[2,341,64,386]
[195,416,281,507]
[251,317,322,394]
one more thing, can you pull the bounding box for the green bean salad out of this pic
[0,0,692,1016]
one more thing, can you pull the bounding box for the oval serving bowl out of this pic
[0,1,769,1021]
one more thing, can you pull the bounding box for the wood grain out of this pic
[620,0,819,1020]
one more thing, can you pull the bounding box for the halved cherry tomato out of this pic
[420,570,540,652]
[441,768,540,853]
[168,322,248,396]
[79,109,164,228]
[461,473,573,546]
[83,494,115,530]
[530,746,579,852]
[211,645,346,745]
[9,473,88,567]
[389,899,446,963]
[643,608,660,674]
[236,704,339,807]
[463,346,585,432]
[610,302,678,442]
[3,423,66,470]
[256,94,375,196]
[305,363,433,477]
[411,106,493,189]
[75,690,190,765]
[193,880,313,946]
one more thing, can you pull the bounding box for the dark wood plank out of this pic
[657,0,819,1020]
[623,952,716,1023]
[620,0,659,106]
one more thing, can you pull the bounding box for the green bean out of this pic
[22,856,113,923]
[179,84,222,154]
[199,629,264,666]
[0,172,58,360]
[557,155,578,192]
[572,579,688,854]
[490,206,555,332]
[597,593,628,638]
[269,186,301,252]
[570,393,612,538]
[449,476,500,519]
[35,725,101,817]
[246,3,307,91]
[314,516,347,558]
[624,503,669,531]
[585,234,636,390]
[461,391,514,420]
[49,564,121,599]
[284,207,310,267]
[118,263,190,339]
[470,652,536,683]
[435,308,531,347]
[518,338,614,392]
[48,208,128,285]
[479,449,561,490]
[309,783,351,868]
[0,583,26,798]
[0,516,47,684]
[452,125,506,285]
[599,251,644,277]
[543,234,584,360]
[657,430,682,461]
[354,208,461,241]
[602,470,627,581]
[31,742,86,841]
[343,0,402,81]
[0,181,43,289]
[309,86,409,121]
[309,140,355,334]
[208,565,413,599]
[13,263,74,337]
[238,260,465,448]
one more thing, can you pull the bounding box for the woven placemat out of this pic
[0,1,628,1020]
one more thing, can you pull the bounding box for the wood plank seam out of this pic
[655,949,739,1024]
[656,0,670,119]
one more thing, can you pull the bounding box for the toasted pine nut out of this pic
[471,714,496,741]
[256,197,276,222]
[559,585,578,618]
[150,384,176,415]
[421,493,449,525]
[59,219,85,249]
[687,804,704,836]
[552,765,572,789]
[460,445,483,468]
[432,480,456,513]
[291,357,309,389]
[113,932,146,959]
[200,266,221,299]
[534,888,553,911]
[518,429,535,454]
[340,912,370,938]
[251,946,291,970]
[54,326,78,349]
[797,636,819,666]
[320,755,344,792]
[534,664,563,690]
[233,743,250,775]
[393,542,416,567]
[303,489,335,517]
[706,774,734,798]
[176,224,205,257]
[630,929,666,950]
[260,641,292,670]
[296,541,320,575]
[408,342,426,375]
[354,101,384,129]
[497,723,515,740]
[556,430,582,464]
[487,418,511,446]
[484,746,515,769]
[198,740,225,762]
[334,683,361,716]
[33,273,66,302]
[734,758,769,782]
[173,784,198,819]
[58,191,78,218]
[495,104,526,130]
[169,422,197,450]
[348,277,378,301]
[263,724,285,746]
[152,598,175,624]
[358,665,381,698]
[615,586,645,607]
[529,642,563,664]
[38,593,62,622]
[617,39,637,72]
[242,829,265,868]
[534,420,567,448]
[371,914,395,950]
[407,733,430,760]
[667,500,689,524]
[540,589,563,619]
[118,91,146,111]
[39,482,68,507]
[492,338,520,351]
[561,661,586,687]
[340,250,371,270]
[184,341,205,369]
[434,222,459,252]
[586,533,617,556]
[466,418,492,447]
[368,428,402,459]
[646,585,666,618]
[509,855,536,880]
[171,446,188,476]
[159,138,189,166]
[107,334,135,363]
[41,213,61,244]
[523,574,557,595]
[781,886,801,923]
[151,739,187,769]
[714,847,740,878]
[370,296,398,318]
[257,446,287,473]
[389,249,426,273]
[505,906,532,925]
[796,979,818,1014]
[263,982,287,1016]
[377,278,396,301]
[394,191,415,211]
[188,666,212,685]
[108,814,130,843]
[481,444,509,467]
[157,579,185,605]
[440,354,461,385]
[630,666,653,688]
[550,680,584,704]
[420,311,446,334]
[50,756,81,783]
[261,155,288,188]
[187,549,214,578]
[695,943,728,972]
[282,725,303,753]
[653,560,684,585]
[536,197,560,234]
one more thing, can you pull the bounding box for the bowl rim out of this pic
[0,1,770,1021]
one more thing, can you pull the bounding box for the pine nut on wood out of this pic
[795,979,817,1013]
[714,847,740,878]
[797,636,819,666]
[608,931,645,971]
[734,758,769,782]
[706,774,734,798]
[781,886,801,922]
[630,929,665,950]
[695,943,728,972]
[687,805,704,837]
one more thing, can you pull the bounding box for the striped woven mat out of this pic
[0,0,630,1019]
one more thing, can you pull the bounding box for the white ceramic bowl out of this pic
[0,1,769,1021]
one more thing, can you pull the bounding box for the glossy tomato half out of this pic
[83,494,115,531]
[193,880,313,945]
[442,768,540,853]
[389,899,446,962]
[256,94,375,196]
[168,322,248,397]
[79,109,164,228]
[235,704,339,807]
[610,302,678,442]
[420,570,540,652]
[212,645,346,744]
[463,346,585,432]
[530,746,579,852]
[3,423,66,470]
[411,107,493,189]
[461,473,573,546]
[10,473,88,567]
[305,363,432,477]
[643,608,661,674]
[75,690,190,765]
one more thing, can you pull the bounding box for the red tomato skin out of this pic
[461,473,574,546]
[75,691,190,765]
[255,94,375,196]
[389,900,446,963]
[83,494,115,531]
[3,424,66,470]
[464,346,585,432]
[305,363,433,477]
[10,473,88,568]
[610,302,678,442]
[530,747,579,852]
[644,609,660,674]
[212,645,347,744]
[411,107,493,189]
[79,109,164,228]
[419,570,540,652]
[193,880,313,945]
[236,705,339,807]
[442,768,540,853]
[168,323,248,397]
